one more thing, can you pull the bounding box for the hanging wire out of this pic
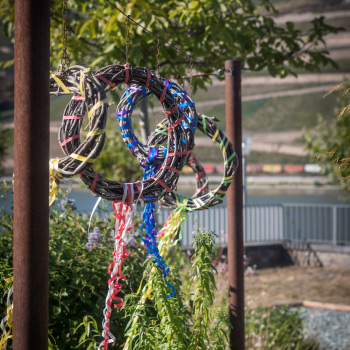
[156,36,161,77]
[180,69,226,79]
[126,15,130,66]
[104,0,207,67]
[60,0,70,71]
[189,55,193,97]
[103,0,234,77]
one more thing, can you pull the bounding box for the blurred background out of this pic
[1,0,350,349]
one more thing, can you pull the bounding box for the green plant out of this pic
[1,187,319,349]
[0,126,11,174]
[0,0,342,81]
[245,306,319,350]
[0,189,148,349]
[189,231,228,348]
[304,81,350,191]
[122,229,230,350]
[93,118,144,183]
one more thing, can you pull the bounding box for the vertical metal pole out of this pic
[242,155,246,206]
[139,99,150,144]
[332,205,337,245]
[225,60,245,350]
[13,0,50,349]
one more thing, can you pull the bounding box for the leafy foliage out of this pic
[0,127,11,175]
[0,0,343,83]
[0,188,149,349]
[245,306,319,350]
[189,232,225,348]
[0,188,322,349]
[0,193,230,349]
[304,82,350,191]
[93,118,144,183]
[121,230,231,350]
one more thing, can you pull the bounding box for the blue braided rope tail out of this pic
[139,202,176,299]
[139,158,176,299]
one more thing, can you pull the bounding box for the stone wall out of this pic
[244,242,350,268]
[245,243,293,268]
[286,243,350,267]
[185,242,350,268]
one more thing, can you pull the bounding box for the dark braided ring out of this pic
[148,114,239,210]
[157,154,209,209]
[50,66,108,178]
[115,81,209,205]
[187,155,209,199]
[59,65,194,203]
[116,79,197,165]
[114,83,238,209]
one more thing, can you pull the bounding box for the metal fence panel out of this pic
[158,204,350,248]
[244,205,283,243]
[336,206,350,244]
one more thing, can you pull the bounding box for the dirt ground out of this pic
[215,265,350,309]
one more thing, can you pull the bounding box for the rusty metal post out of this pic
[13,0,50,349]
[225,60,245,350]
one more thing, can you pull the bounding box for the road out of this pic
[177,175,328,185]
[274,10,350,24]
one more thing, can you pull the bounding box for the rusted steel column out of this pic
[225,60,245,350]
[13,0,50,349]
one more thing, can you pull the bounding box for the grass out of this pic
[296,17,350,32]
[200,91,338,132]
[214,265,350,310]
[190,81,313,102]
[271,0,347,14]
[147,87,339,137]
[243,92,337,131]
[244,266,350,308]
[50,95,73,121]
[1,95,78,122]
[247,151,309,164]
[0,109,13,120]
[191,146,309,165]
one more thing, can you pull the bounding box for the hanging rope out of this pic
[125,15,130,66]
[103,0,209,68]
[99,201,134,349]
[60,0,70,71]
[156,36,161,77]
[189,55,193,98]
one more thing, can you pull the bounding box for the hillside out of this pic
[1,0,350,173]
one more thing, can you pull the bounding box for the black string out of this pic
[104,0,211,67]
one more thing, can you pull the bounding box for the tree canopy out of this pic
[0,0,345,181]
[0,0,343,87]
[305,82,350,192]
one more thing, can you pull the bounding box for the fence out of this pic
[158,203,350,248]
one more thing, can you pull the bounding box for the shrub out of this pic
[0,189,148,349]
[245,306,318,350]
[0,187,318,349]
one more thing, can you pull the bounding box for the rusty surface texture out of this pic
[13,0,50,348]
[225,60,245,350]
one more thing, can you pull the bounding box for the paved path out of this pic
[194,129,306,156]
[178,175,328,185]
[212,72,350,87]
[274,10,350,24]
[144,84,335,118]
